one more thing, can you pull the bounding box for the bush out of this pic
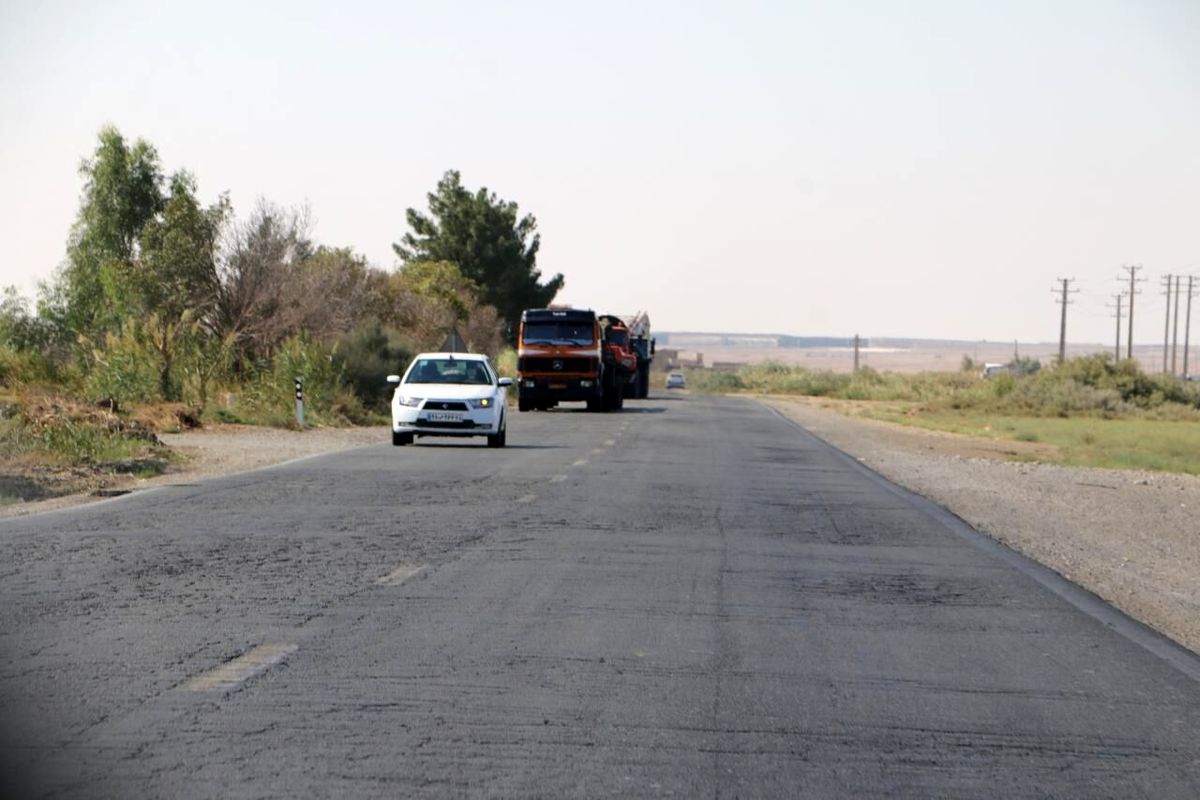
[225,335,347,426]
[333,322,413,410]
[83,320,163,405]
[685,354,1199,420]
[493,347,517,379]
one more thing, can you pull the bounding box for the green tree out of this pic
[135,172,228,319]
[132,172,230,399]
[395,260,479,323]
[393,170,563,340]
[57,126,166,336]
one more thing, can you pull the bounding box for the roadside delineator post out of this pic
[294,376,305,429]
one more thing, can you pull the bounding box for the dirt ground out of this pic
[761,395,1200,656]
[0,424,383,519]
[4,405,1198,657]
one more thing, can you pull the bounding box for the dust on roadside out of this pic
[762,395,1200,656]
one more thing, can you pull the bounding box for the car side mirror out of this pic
[497,377,513,387]
[386,375,401,384]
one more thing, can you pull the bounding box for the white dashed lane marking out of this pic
[604,439,616,446]
[517,493,537,503]
[572,459,588,467]
[549,475,568,483]
[182,643,297,692]
[376,564,426,586]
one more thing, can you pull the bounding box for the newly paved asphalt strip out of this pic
[1,393,1198,797]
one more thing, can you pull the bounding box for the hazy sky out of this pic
[2,0,1197,343]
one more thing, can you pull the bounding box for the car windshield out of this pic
[405,358,492,385]
[522,322,594,345]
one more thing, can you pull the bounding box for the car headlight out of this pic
[467,397,493,409]
[396,395,423,407]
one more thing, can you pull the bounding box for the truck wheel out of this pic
[587,397,602,412]
[518,399,532,412]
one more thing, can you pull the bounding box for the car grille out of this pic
[419,420,479,429]
[519,357,596,373]
[422,401,468,411]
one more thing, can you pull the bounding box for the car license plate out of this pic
[426,411,463,422]
[549,383,567,389]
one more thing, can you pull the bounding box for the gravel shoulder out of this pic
[0,424,384,520]
[761,395,1200,655]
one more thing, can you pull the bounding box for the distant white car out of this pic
[388,353,511,447]
[665,371,686,389]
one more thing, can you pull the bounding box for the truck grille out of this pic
[519,357,596,373]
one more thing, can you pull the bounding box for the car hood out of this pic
[395,383,496,400]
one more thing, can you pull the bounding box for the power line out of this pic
[1053,277,1079,364]
[1172,275,1182,376]
[1185,275,1197,380]
[1162,274,1174,374]
[1107,293,1125,362]
[1120,265,1145,361]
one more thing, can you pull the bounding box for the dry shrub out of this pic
[130,403,203,432]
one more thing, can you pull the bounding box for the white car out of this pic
[387,353,512,447]
[665,371,686,389]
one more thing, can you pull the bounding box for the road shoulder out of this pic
[0,425,383,520]
[761,395,1200,656]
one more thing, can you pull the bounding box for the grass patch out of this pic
[858,408,1200,474]
[214,408,247,425]
[687,355,1200,475]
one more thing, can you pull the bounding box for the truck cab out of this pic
[517,308,604,411]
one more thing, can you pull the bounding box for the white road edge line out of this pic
[376,564,426,586]
[182,643,298,692]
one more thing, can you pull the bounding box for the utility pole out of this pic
[1054,278,1077,364]
[1162,274,1174,374]
[1185,275,1196,379]
[1108,293,1124,362]
[1172,275,1182,376]
[853,334,860,372]
[1121,265,1144,361]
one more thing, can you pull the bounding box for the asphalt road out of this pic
[2,393,1199,798]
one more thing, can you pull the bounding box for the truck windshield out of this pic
[522,322,594,345]
[605,330,628,346]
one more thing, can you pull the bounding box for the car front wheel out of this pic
[487,419,507,448]
[393,431,413,446]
